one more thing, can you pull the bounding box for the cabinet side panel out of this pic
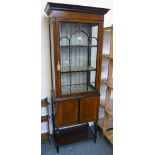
[49,20,55,90]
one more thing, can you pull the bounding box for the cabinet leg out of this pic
[56,146,59,153]
[94,122,97,143]
[94,122,97,137]
[48,136,51,144]
[94,137,96,143]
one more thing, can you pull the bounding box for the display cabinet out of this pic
[45,2,109,153]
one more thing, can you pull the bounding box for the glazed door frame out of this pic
[53,17,103,98]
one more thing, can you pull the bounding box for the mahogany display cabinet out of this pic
[44,2,109,153]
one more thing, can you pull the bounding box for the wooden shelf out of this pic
[103,130,113,144]
[100,99,105,108]
[102,53,110,58]
[105,108,113,116]
[61,84,95,95]
[101,78,107,84]
[60,45,97,47]
[41,115,49,122]
[110,54,113,59]
[61,66,96,73]
[107,79,113,89]
[100,98,113,108]
[103,53,112,60]
[55,124,95,146]
[41,98,50,143]
[41,133,50,142]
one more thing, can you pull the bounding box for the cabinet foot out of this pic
[56,146,59,153]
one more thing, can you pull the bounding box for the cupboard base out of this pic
[53,123,97,153]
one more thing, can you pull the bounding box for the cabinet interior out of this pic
[60,22,98,95]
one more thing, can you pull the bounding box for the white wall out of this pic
[41,0,51,100]
[41,0,113,134]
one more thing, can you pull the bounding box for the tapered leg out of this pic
[94,122,97,143]
[56,146,59,153]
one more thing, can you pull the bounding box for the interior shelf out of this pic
[62,84,95,95]
[102,53,110,58]
[60,45,97,47]
[103,130,113,144]
[61,66,96,73]
[101,78,107,84]
[100,98,113,107]
[100,99,105,108]
[105,108,113,116]
[102,53,113,60]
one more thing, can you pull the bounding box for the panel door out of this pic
[79,96,99,123]
[55,99,78,127]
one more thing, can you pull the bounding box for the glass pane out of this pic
[88,71,96,91]
[59,22,98,95]
[61,73,70,95]
[90,47,97,69]
[70,47,88,71]
[71,72,87,93]
[90,25,98,46]
[70,31,88,45]
[60,46,70,72]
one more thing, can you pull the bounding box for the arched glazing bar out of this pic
[70,30,90,91]
[70,30,89,45]
[59,36,71,94]
[89,37,98,46]
[59,36,70,69]
[60,36,70,45]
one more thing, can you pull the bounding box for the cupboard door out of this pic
[79,96,99,123]
[55,99,78,127]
